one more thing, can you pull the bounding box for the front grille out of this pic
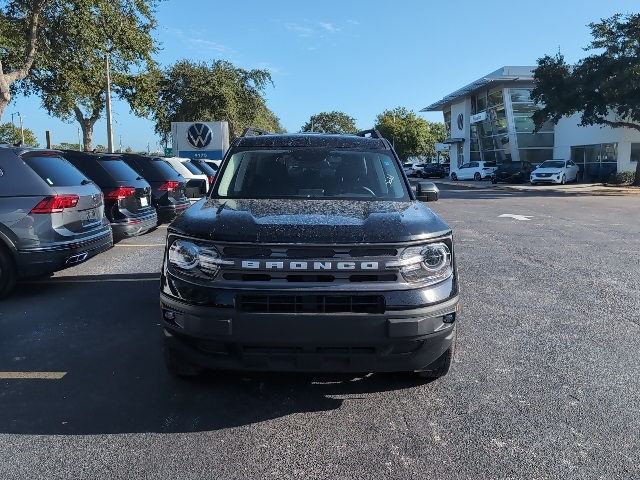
[223,273,397,283]
[221,246,397,258]
[242,345,376,355]
[237,295,385,314]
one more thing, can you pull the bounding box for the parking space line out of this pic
[115,243,165,247]
[0,372,67,379]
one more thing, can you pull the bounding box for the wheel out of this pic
[416,172,423,178]
[491,179,497,184]
[474,172,482,181]
[163,338,203,377]
[0,246,17,298]
[415,326,456,379]
[560,174,566,185]
[450,173,457,181]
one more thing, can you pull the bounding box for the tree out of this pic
[0,0,48,120]
[531,13,640,185]
[19,0,161,152]
[0,122,38,146]
[375,107,446,161]
[150,59,283,143]
[301,111,357,134]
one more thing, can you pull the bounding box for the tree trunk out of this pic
[0,0,47,121]
[74,106,100,152]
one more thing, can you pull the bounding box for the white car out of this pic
[163,157,210,199]
[530,159,579,185]
[449,161,497,181]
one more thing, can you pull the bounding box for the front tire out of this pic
[474,172,482,181]
[0,246,17,298]
[560,174,566,185]
[450,173,458,181]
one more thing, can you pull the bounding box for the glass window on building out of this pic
[518,149,554,165]
[517,133,555,149]
[601,143,617,161]
[477,94,487,112]
[444,110,452,138]
[510,89,532,103]
[488,89,503,107]
[631,143,640,162]
[584,144,601,162]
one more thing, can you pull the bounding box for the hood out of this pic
[170,198,451,243]
[534,167,564,174]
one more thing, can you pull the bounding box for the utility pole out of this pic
[17,112,24,145]
[119,135,122,153]
[105,51,114,153]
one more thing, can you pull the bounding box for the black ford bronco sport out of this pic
[160,129,459,379]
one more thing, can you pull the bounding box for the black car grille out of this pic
[222,246,397,258]
[223,273,397,283]
[237,295,385,314]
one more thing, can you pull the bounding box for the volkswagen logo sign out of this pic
[187,123,213,149]
[457,113,464,131]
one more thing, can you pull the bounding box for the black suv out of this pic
[491,161,536,184]
[417,163,446,179]
[119,154,191,224]
[160,129,459,380]
[61,151,157,239]
[0,147,113,296]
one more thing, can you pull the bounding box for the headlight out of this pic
[168,239,225,278]
[387,242,453,285]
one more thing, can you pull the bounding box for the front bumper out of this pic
[531,174,563,184]
[160,280,459,373]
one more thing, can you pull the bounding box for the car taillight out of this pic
[158,181,179,191]
[105,187,136,200]
[30,195,79,214]
[208,176,215,185]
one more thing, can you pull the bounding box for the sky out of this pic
[6,0,640,152]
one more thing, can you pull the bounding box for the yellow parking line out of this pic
[0,372,67,379]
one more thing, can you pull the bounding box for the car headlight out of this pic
[168,239,226,278]
[387,243,453,285]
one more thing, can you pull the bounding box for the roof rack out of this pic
[355,129,384,139]
[240,127,271,137]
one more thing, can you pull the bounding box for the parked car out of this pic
[119,154,191,224]
[417,163,446,179]
[491,161,536,184]
[402,162,416,177]
[0,147,113,296]
[186,159,217,190]
[61,151,157,239]
[530,159,580,185]
[163,157,210,199]
[450,161,497,181]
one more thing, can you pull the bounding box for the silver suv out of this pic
[0,147,113,296]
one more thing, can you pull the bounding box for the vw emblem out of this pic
[187,123,213,149]
[457,113,464,131]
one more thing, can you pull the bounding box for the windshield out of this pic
[539,160,565,169]
[214,148,408,200]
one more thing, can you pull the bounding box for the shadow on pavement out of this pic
[1,275,432,436]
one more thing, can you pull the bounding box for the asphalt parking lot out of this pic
[1,184,639,479]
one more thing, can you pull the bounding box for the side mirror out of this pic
[416,181,439,202]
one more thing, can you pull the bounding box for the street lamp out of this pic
[11,112,25,145]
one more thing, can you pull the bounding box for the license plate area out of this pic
[81,208,99,226]
[139,196,148,207]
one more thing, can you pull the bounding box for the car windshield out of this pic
[539,160,565,168]
[214,148,408,200]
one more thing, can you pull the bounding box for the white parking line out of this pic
[0,372,67,379]
[115,244,165,247]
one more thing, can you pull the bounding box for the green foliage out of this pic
[53,142,82,150]
[0,122,39,146]
[611,171,636,184]
[374,107,446,161]
[152,59,283,142]
[15,0,162,150]
[531,13,640,185]
[301,111,357,134]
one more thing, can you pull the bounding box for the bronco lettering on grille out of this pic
[240,260,379,270]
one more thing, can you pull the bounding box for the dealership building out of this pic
[421,66,640,182]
